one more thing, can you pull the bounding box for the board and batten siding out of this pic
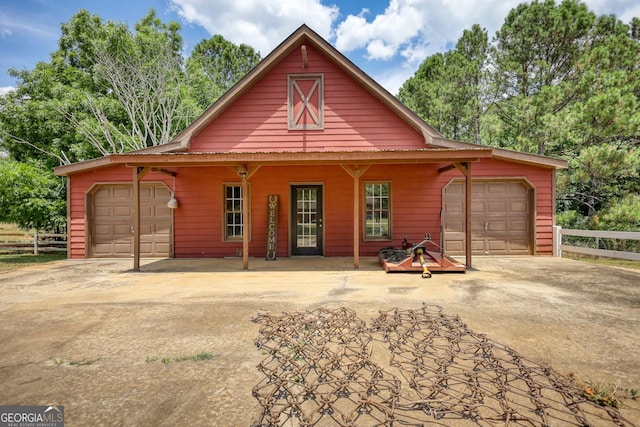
[189,42,426,153]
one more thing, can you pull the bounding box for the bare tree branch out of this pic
[0,128,71,165]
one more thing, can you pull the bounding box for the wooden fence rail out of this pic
[553,226,640,261]
[0,232,67,255]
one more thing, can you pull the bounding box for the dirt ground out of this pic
[0,256,638,426]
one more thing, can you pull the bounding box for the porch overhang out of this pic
[56,148,490,272]
[55,148,493,176]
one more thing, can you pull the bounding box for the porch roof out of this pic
[54,148,494,176]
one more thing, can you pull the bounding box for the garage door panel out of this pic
[445,239,464,252]
[444,219,464,233]
[487,182,507,194]
[471,240,486,251]
[510,239,529,251]
[471,222,485,232]
[113,206,132,217]
[445,201,464,214]
[488,240,507,251]
[488,221,507,232]
[445,183,464,195]
[154,205,172,217]
[487,201,507,213]
[510,201,528,212]
[444,181,531,255]
[112,187,132,198]
[510,221,529,232]
[113,224,132,235]
[471,201,485,213]
[154,224,171,234]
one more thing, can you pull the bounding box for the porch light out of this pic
[167,192,179,209]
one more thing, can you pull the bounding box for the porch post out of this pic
[464,162,472,268]
[353,167,360,269]
[340,165,370,269]
[132,167,150,272]
[453,162,473,269]
[240,167,249,270]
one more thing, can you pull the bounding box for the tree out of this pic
[398,25,489,143]
[557,143,639,221]
[186,35,261,110]
[490,0,595,155]
[0,9,264,233]
[0,159,66,233]
[400,0,640,231]
[86,11,187,152]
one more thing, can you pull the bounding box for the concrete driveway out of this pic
[0,256,638,425]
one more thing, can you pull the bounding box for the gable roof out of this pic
[138,24,443,154]
[55,24,567,176]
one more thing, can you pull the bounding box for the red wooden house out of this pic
[54,25,567,270]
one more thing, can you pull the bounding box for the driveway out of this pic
[0,256,638,425]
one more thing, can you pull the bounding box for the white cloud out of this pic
[335,0,427,60]
[0,14,58,40]
[167,0,639,95]
[170,0,339,55]
[0,86,16,96]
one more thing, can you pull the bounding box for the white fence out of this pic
[553,226,640,261]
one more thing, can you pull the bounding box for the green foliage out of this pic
[0,253,67,272]
[146,351,218,364]
[0,8,262,231]
[186,35,261,110]
[0,8,261,163]
[399,24,489,143]
[401,0,640,231]
[593,194,640,231]
[0,159,66,231]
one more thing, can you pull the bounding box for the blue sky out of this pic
[1,0,638,96]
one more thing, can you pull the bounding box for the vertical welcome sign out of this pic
[266,194,278,260]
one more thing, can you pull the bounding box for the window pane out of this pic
[224,185,243,240]
[364,183,390,239]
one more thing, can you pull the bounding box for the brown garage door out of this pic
[443,180,531,255]
[89,184,172,258]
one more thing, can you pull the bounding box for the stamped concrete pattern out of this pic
[0,256,638,425]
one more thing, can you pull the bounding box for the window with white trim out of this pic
[364,182,391,240]
[288,74,324,130]
[224,184,243,240]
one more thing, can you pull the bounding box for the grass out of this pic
[0,253,67,272]
[0,223,66,271]
[581,380,639,408]
[146,351,219,364]
[565,253,640,270]
[52,356,101,367]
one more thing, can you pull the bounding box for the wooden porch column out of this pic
[353,167,360,269]
[454,162,473,269]
[465,162,472,268]
[341,165,370,269]
[132,167,150,271]
[239,167,249,270]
